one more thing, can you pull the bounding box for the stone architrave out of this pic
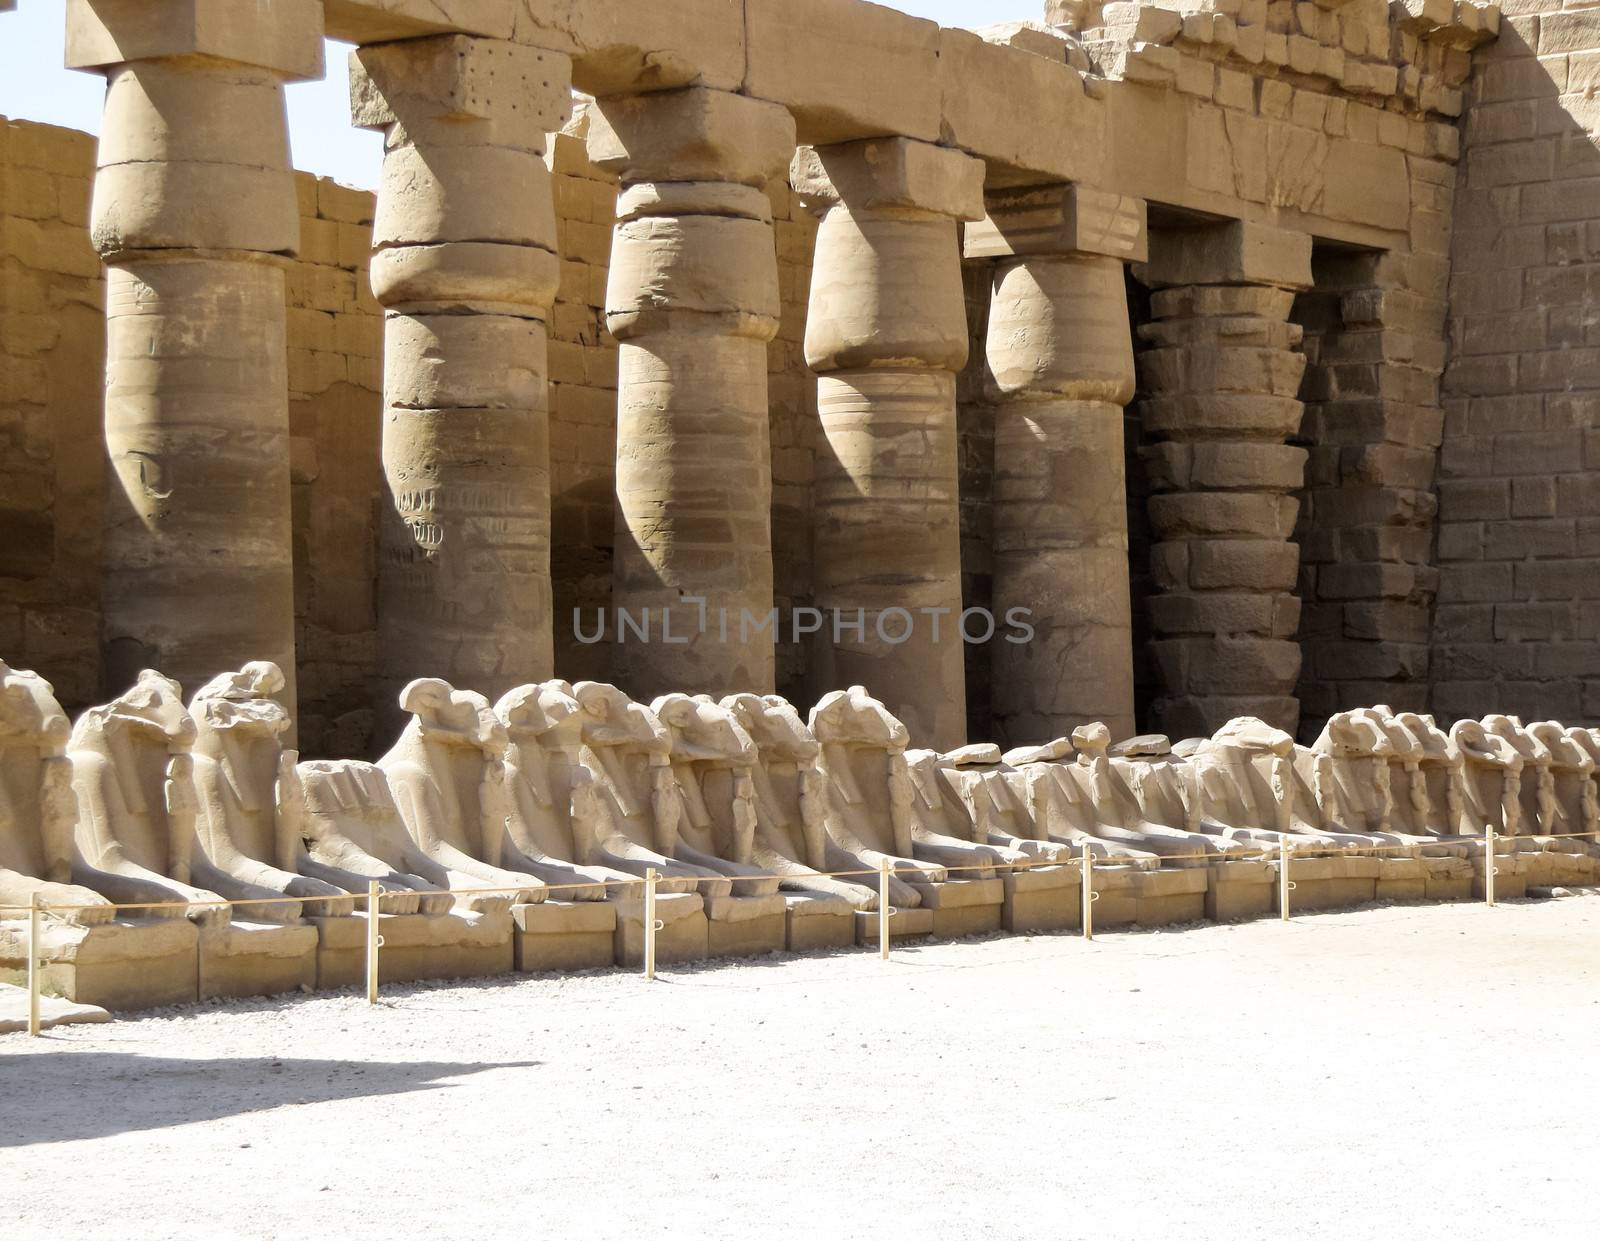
[68,0,323,717]
[587,88,796,700]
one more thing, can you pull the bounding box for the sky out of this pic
[0,0,1040,189]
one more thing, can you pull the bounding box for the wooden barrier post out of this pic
[1485,825,1497,908]
[27,892,41,1038]
[879,857,891,960]
[366,881,381,1004]
[1082,848,1095,941]
[1279,835,1292,921]
[644,867,659,981]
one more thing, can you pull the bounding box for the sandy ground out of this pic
[2,897,1598,1240]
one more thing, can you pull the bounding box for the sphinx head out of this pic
[74,669,196,752]
[808,686,910,751]
[496,679,583,746]
[1317,709,1395,759]
[189,661,291,741]
[398,678,507,758]
[0,660,71,756]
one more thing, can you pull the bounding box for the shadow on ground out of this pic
[0,1053,538,1147]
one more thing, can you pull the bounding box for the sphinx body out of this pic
[67,671,253,925]
[571,681,732,896]
[908,744,1067,866]
[294,759,455,915]
[376,678,546,912]
[187,661,356,916]
[808,685,1030,908]
[492,679,641,901]
[720,692,887,909]
[651,693,780,897]
[0,661,116,925]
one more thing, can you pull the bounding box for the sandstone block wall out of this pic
[0,118,105,713]
[285,173,384,759]
[1434,6,1600,722]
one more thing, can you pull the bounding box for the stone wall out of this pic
[285,174,384,759]
[1433,6,1600,723]
[0,118,104,714]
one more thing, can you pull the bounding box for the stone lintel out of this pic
[322,0,513,44]
[966,185,1147,263]
[65,0,325,80]
[587,86,796,189]
[791,137,986,222]
[350,35,572,133]
[1143,220,1314,292]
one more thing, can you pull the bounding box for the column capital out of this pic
[587,87,796,188]
[350,35,572,145]
[792,137,986,223]
[1142,220,1314,291]
[965,185,1147,263]
[66,0,324,80]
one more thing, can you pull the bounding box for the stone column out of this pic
[352,36,572,710]
[967,186,1145,745]
[67,0,321,712]
[795,139,985,753]
[587,88,796,701]
[1137,221,1313,739]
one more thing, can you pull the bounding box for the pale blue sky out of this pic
[0,1,1039,188]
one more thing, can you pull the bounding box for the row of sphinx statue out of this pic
[2,655,1597,932]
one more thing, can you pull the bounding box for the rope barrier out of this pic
[12,817,1591,1032]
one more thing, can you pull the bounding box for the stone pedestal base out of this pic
[1206,859,1274,921]
[1002,866,1079,933]
[1472,851,1528,900]
[1134,867,1208,927]
[198,921,319,1000]
[1087,865,1142,927]
[0,917,199,1012]
[309,910,514,989]
[514,901,618,972]
[613,892,708,966]
[1275,855,1380,913]
[1531,841,1600,886]
[704,894,788,959]
[783,893,858,952]
[1422,854,1475,901]
[910,877,1005,939]
[854,905,935,945]
[1373,856,1429,904]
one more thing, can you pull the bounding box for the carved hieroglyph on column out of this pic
[352,36,572,709]
[1138,221,1314,739]
[68,0,321,715]
[588,88,796,701]
[967,185,1145,746]
[795,138,987,753]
